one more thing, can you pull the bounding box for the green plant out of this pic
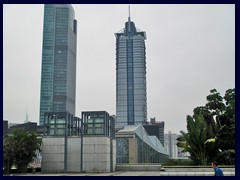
[3,130,42,174]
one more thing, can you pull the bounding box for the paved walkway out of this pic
[9,170,235,176]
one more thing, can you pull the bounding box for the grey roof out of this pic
[149,136,168,155]
[117,124,169,155]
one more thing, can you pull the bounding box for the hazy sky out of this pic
[3,4,235,133]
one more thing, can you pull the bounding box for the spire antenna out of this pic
[129,5,131,20]
[128,5,131,32]
[25,104,29,123]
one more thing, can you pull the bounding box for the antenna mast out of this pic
[128,5,131,32]
[129,5,131,20]
[25,105,29,123]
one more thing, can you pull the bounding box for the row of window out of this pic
[42,57,54,61]
[117,106,147,111]
[117,53,145,57]
[53,87,67,90]
[41,77,53,82]
[117,56,146,60]
[117,75,146,79]
[40,107,52,111]
[117,101,146,107]
[117,88,146,95]
[117,81,146,86]
[117,70,146,75]
[117,107,147,112]
[116,112,146,118]
[43,30,55,34]
[117,53,145,58]
[43,40,54,45]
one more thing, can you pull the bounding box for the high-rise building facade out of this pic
[115,12,147,127]
[39,4,77,125]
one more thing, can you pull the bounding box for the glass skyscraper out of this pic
[115,14,147,127]
[39,4,77,125]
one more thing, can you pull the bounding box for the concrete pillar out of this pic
[128,138,138,163]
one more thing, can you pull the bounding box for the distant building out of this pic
[143,124,159,138]
[143,117,165,146]
[8,122,38,134]
[6,121,44,135]
[36,125,45,135]
[39,4,77,125]
[164,131,178,158]
[8,123,19,128]
[3,120,8,136]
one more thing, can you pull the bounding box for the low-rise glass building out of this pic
[116,124,169,164]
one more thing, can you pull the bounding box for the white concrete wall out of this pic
[83,136,111,172]
[67,137,81,172]
[112,140,116,171]
[41,136,116,173]
[41,137,65,173]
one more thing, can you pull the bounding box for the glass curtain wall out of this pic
[82,111,115,138]
[44,112,81,136]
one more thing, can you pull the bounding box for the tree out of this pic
[3,130,42,174]
[193,106,218,163]
[177,88,235,165]
[177,114,209,165]
[206,89,226,128]
[3,135,15,174]
[206,88,235,164]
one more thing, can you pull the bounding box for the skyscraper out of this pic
[115,8,147,127]
[39,4,77,125]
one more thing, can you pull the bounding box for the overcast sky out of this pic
[3,4,235,133]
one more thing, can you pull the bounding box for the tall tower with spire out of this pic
[115,7,147,127]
